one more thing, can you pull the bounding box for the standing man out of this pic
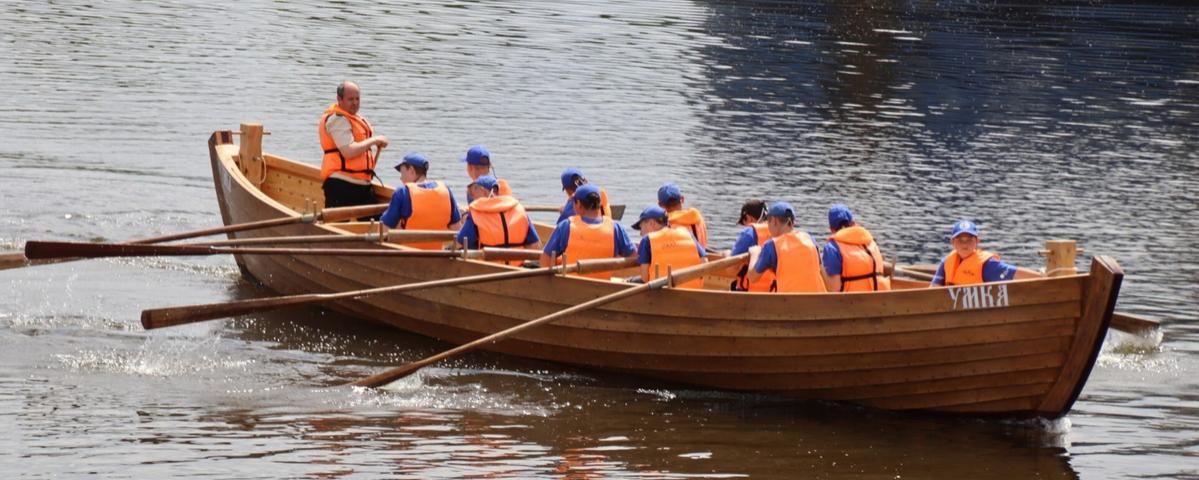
[318,81,390,209]
[455,176,540,262]
[631,206,706,288]
[929,220,1042,286]
[729,199,774,292]
[658,183,709,249]
[557,167,611,224]
[380,153,462,250]
[822,204,891,292]
[540,184,637,280]
[747,202,828,293]
[462,145,513,203]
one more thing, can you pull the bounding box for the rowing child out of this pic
[658,183,709,249]
[456,175,540,264]
[540,184,637,279]
[630,206,706,289]
[822,204,890,292]
[928,220,1041,286]
[380,153,461,250]
[462,145,513,203]
[557,167,611,223]
[747,202,828,293]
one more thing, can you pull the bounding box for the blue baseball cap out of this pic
[561,167,585,191]
[573,184,600,203]
[657,183,683,204]
[828,204,854,229]
[950,220,980,239]
[461,145,491,166]
[767,201,795,219]
[632,206,668,230]
[394,152,429,171]
[470,175,499,191]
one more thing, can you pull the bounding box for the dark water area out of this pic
[1,1,1197,478]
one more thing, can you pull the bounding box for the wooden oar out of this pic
[1110,313,1161,336]
[351,253,749,388]
[0,203,390,271]
[141,255,636,330]
[24,240,467,260]
[524,204,627,221]
[893,266,1161,335]
[194,230,458,247]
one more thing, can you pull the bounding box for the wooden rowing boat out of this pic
[207,126,1123,418]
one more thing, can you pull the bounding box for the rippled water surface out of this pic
[2,1,1197,478]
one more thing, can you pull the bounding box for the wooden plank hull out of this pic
[207,131,1121,418]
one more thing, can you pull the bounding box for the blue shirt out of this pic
[380,181,461,229]
[753,239,780,274]
[456,213,540,250]
[929,255,1019,286]
[556,198,575,225]
[637,230,706,265]
[543,216,637,258]
[821,240,844,276]
[731,226,761,255]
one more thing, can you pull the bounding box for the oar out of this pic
[24,240,465,260]
[893,267,1161,335]
[194,230,458,247]
[1110,313,1161,336]
[141,255,636,330]
[524,204,627,221]
[0,203,390,271]
[351,253,749,388]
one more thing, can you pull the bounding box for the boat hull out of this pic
[207,130,1121,418]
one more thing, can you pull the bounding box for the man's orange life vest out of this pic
[828,226,891,292]
[401,181,453,250]
[468,196,531,265]
[668,208,708,249]
[563,216,617,279]
[941,250,998,286]
[318,103,376,182]
[771,231,827,293]
[646,226,704,289]
[736,223,775,292]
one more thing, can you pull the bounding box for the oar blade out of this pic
[1110,312,1160,336]
[141,293,326,330]
[351,363,423,388]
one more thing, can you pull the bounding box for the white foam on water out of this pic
[636,388,677,401]
[54,336,255,377]
[341,371,555,416]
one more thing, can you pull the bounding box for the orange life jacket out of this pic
[563,216,617,279]
[497,178,513,197]
[468,195,531,265]
[646,226,704,289]
[318,103,376,182]
[736,223,775,292]
[771,231,827,293]
[668,207,708,249]
[401,181,453,250]
[942,250,998,286]
[828,226,891,292]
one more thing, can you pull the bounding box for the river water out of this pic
[1,1,1197,478]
